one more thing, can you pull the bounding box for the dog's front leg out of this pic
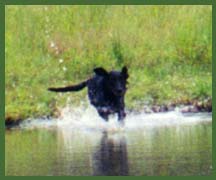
[117,110,126,127]
[97,108,109,121]
[118,110,126,121]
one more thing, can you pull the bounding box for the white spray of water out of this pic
[20,102,212,132]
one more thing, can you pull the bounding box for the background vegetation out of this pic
[5,5,212,121]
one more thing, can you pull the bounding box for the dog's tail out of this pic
[48,80,87,92]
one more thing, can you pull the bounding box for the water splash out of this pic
[19,103,212,132]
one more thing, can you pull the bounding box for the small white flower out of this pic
[50,41,55,48]
[59,59,64,63]
[63,66,67,71]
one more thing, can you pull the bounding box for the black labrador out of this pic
[48,66,129,123]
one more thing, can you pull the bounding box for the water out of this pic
[5,105,212,176]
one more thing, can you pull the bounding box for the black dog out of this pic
[48,66,129,123]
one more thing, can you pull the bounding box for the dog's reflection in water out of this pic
[93,131,129,176]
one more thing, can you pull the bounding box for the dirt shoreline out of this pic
[142,98,212,114]
[5,98,212,129]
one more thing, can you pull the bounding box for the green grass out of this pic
[5,5,212,121]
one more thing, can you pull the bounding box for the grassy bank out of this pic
[5,5,212,121]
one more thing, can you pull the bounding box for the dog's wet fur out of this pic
[48,66,129,123]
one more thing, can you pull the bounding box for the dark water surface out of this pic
[5,111,212,176]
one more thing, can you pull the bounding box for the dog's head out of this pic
[94,66,129,96]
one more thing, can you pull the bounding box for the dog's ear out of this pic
[121,66,129,79]
[94,67,108,76]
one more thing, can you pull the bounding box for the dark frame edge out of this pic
[0,3,5,177]
[1,0,215,178]
[1,0,215,5]
[212,1,216,177]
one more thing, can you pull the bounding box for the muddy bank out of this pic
[5,116,52,129]
[5,98,212,129]
[5,117,23,129]
[142,98,212,114]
